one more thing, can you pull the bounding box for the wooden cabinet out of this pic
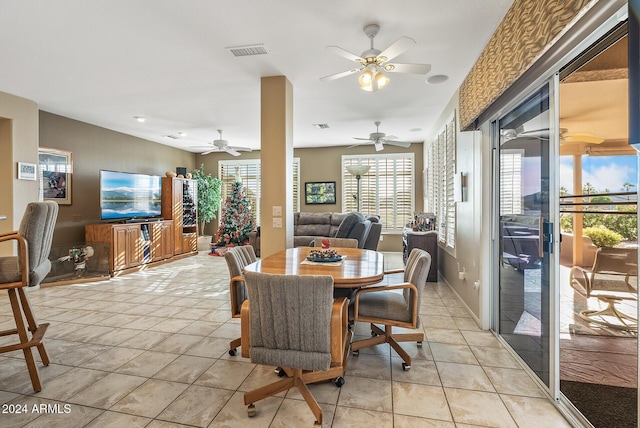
[402,229,438,282]
[150,221,174,261]
[86,220,174,275]
[162,177,198,255]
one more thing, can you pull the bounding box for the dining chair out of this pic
[0,201,58,392]
[243,271,349,426]
[223,245,257,355]
[351,248,431,370]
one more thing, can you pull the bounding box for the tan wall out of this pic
[0,91,39,256]
[39,111,196,246]
[200,142,424,252]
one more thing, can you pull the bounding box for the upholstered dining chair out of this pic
[351,248,431,370]
[0,201,58,392]
[312,237,358,248]
[224,245,257,356]
[243,271,349,426]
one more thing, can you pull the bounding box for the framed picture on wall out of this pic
[38,147,73,205]
[305,181,336,205]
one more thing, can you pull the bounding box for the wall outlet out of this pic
[473,280,480,290]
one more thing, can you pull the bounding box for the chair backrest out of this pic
[592,247,638,275]
[403,248,432,326]
[19,201,58,286]
[334,212,365,238]
[363,216,382,250]
[312,238,358,248]
[224,245,257,315]
[244,271,333,372]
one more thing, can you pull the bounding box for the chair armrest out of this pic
[331,297,348,364]
[240,300,251,358]
[229,275,246,317]
[569,265,591,297]
[0,233,29,287]
[383,268,405,275]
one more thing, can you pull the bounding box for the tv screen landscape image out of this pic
[100,170,162,220]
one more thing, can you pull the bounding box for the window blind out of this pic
[342,154,414,230]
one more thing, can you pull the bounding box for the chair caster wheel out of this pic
[247,403,256,417]
[334,376,345,387]
[276,368,286,377]
[417,341,423,348]
[352,349,359,356]
[402,362,411,371]
[229,348,236,356]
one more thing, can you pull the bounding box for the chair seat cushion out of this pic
[356,291,411,323]
[0,257,20,284]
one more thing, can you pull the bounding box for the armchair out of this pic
[223,245,257,355]
[0,201,58,392]
[570,246,638,330]
[351,248,431,370]
[243,271,350,425]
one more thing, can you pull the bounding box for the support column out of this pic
[572,154,584,266]
[260,76,294,258]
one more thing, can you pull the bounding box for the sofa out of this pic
[248,212,381,256]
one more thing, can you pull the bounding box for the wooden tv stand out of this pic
[85,220,178,276]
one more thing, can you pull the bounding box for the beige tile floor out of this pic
[0,251,572,427]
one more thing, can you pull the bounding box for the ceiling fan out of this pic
[349,121,412,151]
[320,24,431,91]
[193,130,252,156]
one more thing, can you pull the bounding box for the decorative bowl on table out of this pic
[307,249,344,262]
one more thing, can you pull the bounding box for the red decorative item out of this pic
[321,238,331,249]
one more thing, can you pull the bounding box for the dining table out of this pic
[243,246,385,288]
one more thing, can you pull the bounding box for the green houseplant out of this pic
[191,164,222,236]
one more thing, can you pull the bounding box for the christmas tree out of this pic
[215,180,255,246]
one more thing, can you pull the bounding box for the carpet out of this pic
[561,380,637,428]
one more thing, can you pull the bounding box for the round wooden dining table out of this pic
[243,246,384,288]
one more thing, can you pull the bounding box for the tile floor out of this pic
[0,251,572,427]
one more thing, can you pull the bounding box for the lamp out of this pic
[346,165,371,211]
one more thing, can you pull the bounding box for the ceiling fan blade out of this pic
[326,45,364,62]
[226,148,241,157]
[378,36,415,62]
[353,137,372,141]
[320,67,362,81]
[200,149,218,155]
[385,135,399,140]
[229,146,252,152]
[374,141,385,151]
[385,63,431,74]
[384,139,411,148]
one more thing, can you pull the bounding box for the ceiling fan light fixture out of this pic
[359,69,374,91]
[374,71,389,89]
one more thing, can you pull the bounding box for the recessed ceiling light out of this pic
[426,74,449,85]
[410,128,422,132]
[134,116,146,123]
[178,132,187,137]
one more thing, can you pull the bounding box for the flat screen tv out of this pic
[100,170,162,221]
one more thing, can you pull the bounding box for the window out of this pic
[342,154,414,231]
[499,150,523,215]
[426,113,456,250]
[218,159,300,226]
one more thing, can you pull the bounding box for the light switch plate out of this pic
[272,206,282,217]
[273,218,283,228]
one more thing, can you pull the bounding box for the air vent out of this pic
[226,44,268,57]
[164,134,179,140]
[313,123,330,129]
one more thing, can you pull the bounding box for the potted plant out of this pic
[191,164,222,251]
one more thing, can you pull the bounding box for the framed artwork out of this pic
[17,162,37,180]
[305,181,336,205]
[38,147,73,205]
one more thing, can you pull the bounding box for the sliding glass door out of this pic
[496,84,554,386]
